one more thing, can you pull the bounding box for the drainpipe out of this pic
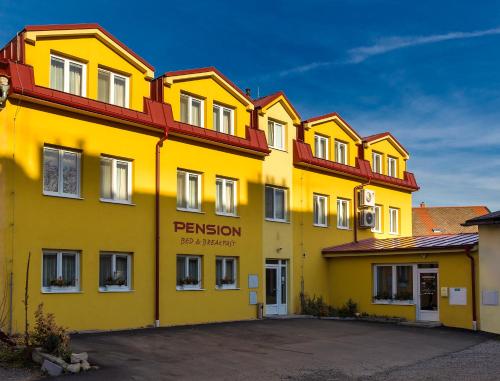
[353,178,371,243]
[465,247,477,331]
[155,128,168,328]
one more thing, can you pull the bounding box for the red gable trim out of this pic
[363,131,409,157]
[303,111,362,141]
[252,90,301,120]
[23,24,154,71]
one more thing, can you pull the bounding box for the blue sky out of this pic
[2,0,500,210]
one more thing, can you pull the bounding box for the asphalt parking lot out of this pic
[57,318,498,380]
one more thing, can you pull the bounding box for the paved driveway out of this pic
[60,319,497,380]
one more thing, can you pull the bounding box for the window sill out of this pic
[176,287,205,291]
[41,289,82,294]
[43,192,83,200]
[389,232,400,236]
[371,230,382,234]
[215,287,240,291]
[265,218,290,224]
[100,198,135,206]
[176,208,204,214]
[99,288,134,293]
[372,300,415,306]
[337,226,351,231]
[269,147,287,152]
[313,224,328,228]
[215,212,239,218]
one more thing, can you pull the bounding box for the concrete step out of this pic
[399,320,443,328]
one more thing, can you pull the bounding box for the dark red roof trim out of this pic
[362,131,409,156]
[294,140,419,191]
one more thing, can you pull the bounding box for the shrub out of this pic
[337,299,358,317]
[30,304,70,360]
[302,295,329,317]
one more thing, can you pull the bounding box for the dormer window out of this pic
[334,140,348,165]
[98,69,129,108]
[387,156,397,177]
[180,94,204,127]
[268,120,285,150]
[213,104,234,134]
[372,152,382,174]
[314,134,329,159]
[50,55,86,96]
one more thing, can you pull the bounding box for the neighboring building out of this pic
[413,204,489,236]
[464,211,500,334]
[0,24,420,333]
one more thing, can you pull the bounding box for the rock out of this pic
[81,360,91,371]
[32,349,43,365]
[39,352,67,368]
[41,359,63,377]
[71,352,88,363]
[66,363,81,373]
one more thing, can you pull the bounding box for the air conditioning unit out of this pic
[359,189,375,207]
[359,209,376,228]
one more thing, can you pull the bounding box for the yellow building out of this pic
[7,23,483,335]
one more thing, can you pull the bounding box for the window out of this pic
[216,257,237,289]
[43,146,81,198]
[180,94,204,127]
[268,120,285,150]
[265,186,287,222]
[42,250,80,292]
[314,134,329,159]
[374,265,414,301]
[334,140,348,165]
[372,152,382,174]
[213,104,234,135]
[176,255,201,289]
[50,55,86,96]
[100,156,132,203]
[372,205,382,233]
[387,156,397,177]
[337,198,350,229]
[313,194,328,227]
[216,177,237,216]
[98,68,129,107]
[389,207,399,234]
[177,170,201,212]
[99,253,131,291]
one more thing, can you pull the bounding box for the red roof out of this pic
[252,91,301,119]
[322,233,478,255]
[413,205,489,235]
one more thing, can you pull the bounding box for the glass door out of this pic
[265,260,288,315]
[417,269,439,321]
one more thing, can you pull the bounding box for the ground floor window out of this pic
[177,255,202,289]
[216,257,237,289]
[99,253,131,291]
[42,250,80,292]
[374,264,414,302]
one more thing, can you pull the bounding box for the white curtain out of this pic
[216,179,223,213]
[100,159,112,199]
[98,70,110,102]
[213,106,221,132]
[180,95,189,123]
[177,171,186,208]
[43,254,57,287]
[43,148,59,193]
[188,174,198,209]
[50,57,64,91]
[116,162,128,201]
[114,76,126,107]
[192,100,201,127]
[223,109,231,134]
[62,254,76,286]
[226,181,234,214]
[268,121,274,147]
[275,124,283,149]
[275,189,285,220]
[69,63,82,96]
[62,151,78,195]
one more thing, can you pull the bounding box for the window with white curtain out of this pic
[314,134,329,159]
[387,156,398,177]
[334,140,348,165]
[213,104,234,135]
[176,255,202,289]
[100,156,132,203]
[313,194,328,227]
[177,170,202,212]
[50,55,86,96]
[265,186,287,222]
[337,198,350,229]
[180,94,204,127]
[98,68,129,108]
[389,207,399,234]
[374,264,414,301]
[372,205,382,233]
[216,257,237,289]
[216,177,237,216]
[372,152,382,174]
[43,146,81,198]
[42,250,80,292]
[99,253,131,291]
[268,120,285,150]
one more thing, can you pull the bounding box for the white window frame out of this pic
[268,120,285,150]
[215,177,237,216]
[265,185,288,222]
[313,194,328,227]
[99,252,132,292]
[43,146,81,198]
[216,257,238,289]
[100,156,133,204]
[387,156,397,177]
[177,170,202,212]
[41,250,80,293]
[176,255,202,290]
[372,152,383,174]
[373,264,416,304]
[389,207,399,235]
[314,134,329,160]
[213,103,234,135]
[98,68,130,108]
[337,198,350,229]
[181,94,205,127]
[334,140,348,165]
[50,54,87,96]
[372,205,382,233]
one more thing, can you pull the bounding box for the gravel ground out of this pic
[0,366,40,381]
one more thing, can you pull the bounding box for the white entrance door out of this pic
[265,260,287,315]
[417,269,439,321]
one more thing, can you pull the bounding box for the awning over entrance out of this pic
[322,233,478,257]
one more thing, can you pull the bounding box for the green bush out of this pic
[30,304,71,360]
[302,295,358,318]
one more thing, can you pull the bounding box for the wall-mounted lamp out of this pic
[0,76,10,107]
[276,247,283,253]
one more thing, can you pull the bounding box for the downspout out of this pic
[155,128,168,328]
[465,247,477,331]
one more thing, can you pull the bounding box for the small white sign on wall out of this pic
[249,291,257,305]
[248,274,259,289]
[482,290,499,306]
[449,287,467,305]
